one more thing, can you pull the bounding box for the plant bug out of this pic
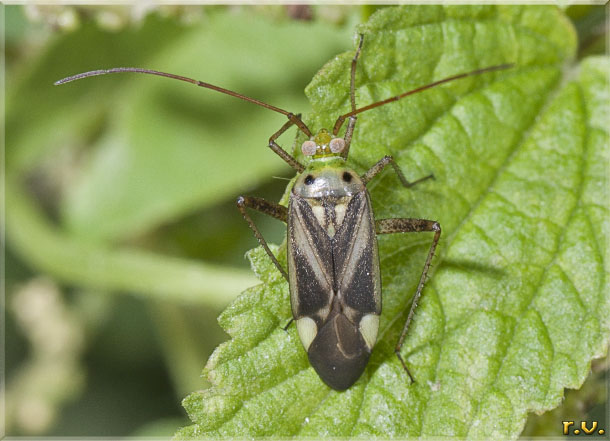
[56,35,512,391]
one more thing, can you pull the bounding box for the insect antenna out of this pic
[333,63,514,136]
[339,34,365,159]
[55,67,312,137]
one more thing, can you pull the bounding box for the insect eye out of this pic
[301,140,317,156]
[304,175,315,185]
[342,172,352,182]
[329,138,345,153]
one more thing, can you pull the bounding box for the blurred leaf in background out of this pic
[5,4,355,436]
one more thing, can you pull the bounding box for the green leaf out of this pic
[176,6,609,439]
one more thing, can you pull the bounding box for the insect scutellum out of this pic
[56,33,512,391]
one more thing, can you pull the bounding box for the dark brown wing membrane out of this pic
[333,192,381,315]
[288,196,334,321]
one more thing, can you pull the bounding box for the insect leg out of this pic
[376,218,441,383]
[283,318,294,331]
[269,115,306,173]
[362,155,433,188]
[236,196,289,281]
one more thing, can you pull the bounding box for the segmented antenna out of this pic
[55,67,313,137]
[332,63,514,136]
[56,61,513,141]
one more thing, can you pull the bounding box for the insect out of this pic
[56,34,511,390]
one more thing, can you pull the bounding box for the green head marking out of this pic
[301,129,346,159]
[314,129,332,146]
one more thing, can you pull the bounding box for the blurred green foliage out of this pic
[4,3,607,438]
[5,4,354,436]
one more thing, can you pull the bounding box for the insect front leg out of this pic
[236,196,289,281]
[361,155,434,188]
[268,115,306,173]
[375,218,441,383]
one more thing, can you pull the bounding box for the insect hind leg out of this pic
[282,317,294,331]
[236,196,289,281]
[376,218,441,383]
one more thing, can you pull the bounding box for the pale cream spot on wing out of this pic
[312,205,325,228]
[296,317,318,351]
[334,203,347,228]
[359,314,379,350]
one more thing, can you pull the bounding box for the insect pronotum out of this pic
[56,34,512,390]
